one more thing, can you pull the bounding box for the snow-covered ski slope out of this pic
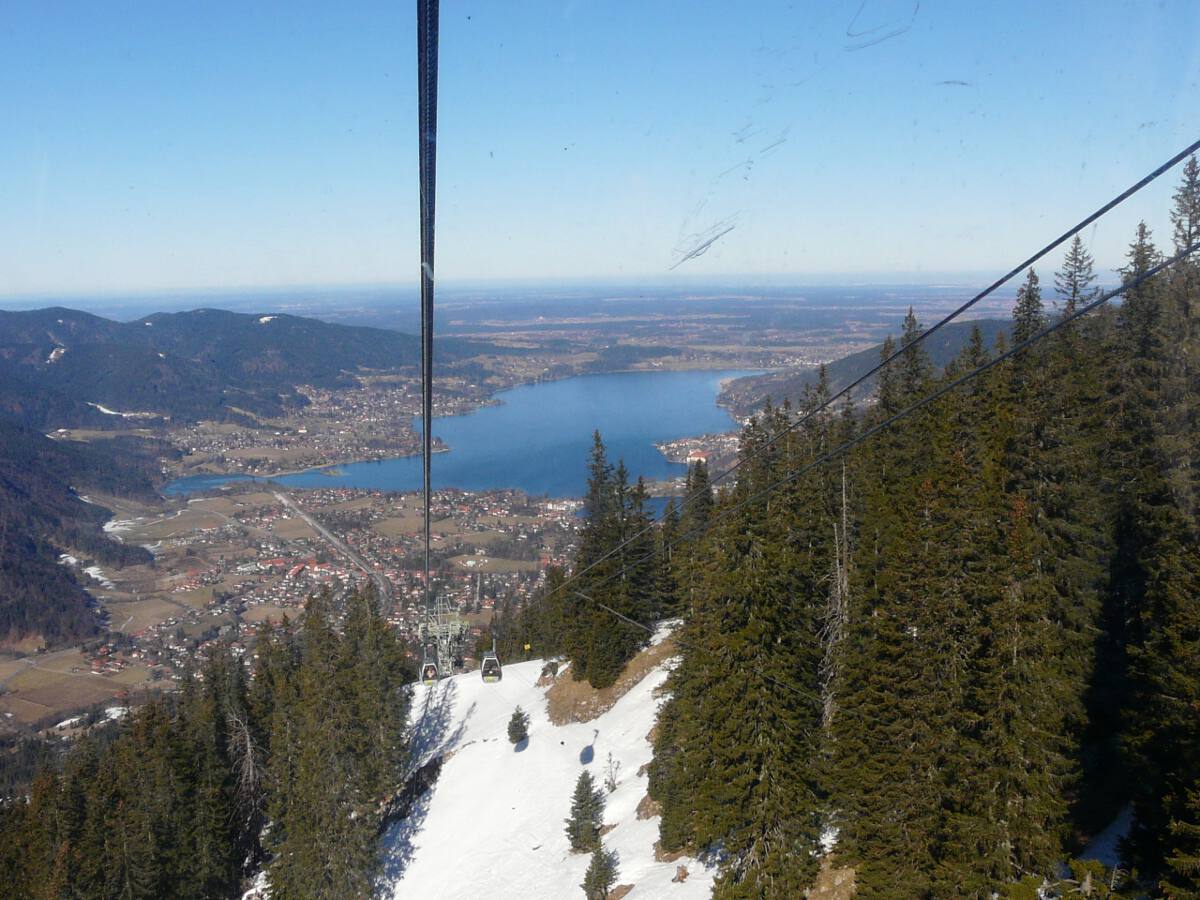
[379,652,716,899]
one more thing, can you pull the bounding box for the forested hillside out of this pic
[0,308,481,428]
[0,416,170,647]
[506,161,1200,896]
[0,590,410,898]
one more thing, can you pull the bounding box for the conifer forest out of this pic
[500,162,1200,897]
[0,591,410,899]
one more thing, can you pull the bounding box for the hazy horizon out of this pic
[0,268,1123,310]
[3,1,1197,296]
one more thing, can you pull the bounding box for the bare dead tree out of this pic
[227,710,265,827]
[819,464,850,733]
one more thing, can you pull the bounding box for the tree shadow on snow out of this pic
[514,736,529,753]
[407,679,474,770]
[579,728,599,765]
[377,679,476,889]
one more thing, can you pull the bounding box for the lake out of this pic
[163,369,757,498]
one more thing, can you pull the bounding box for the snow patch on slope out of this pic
[258,315,277,324]
[1079,804,1133,869]
[103,518,136,536]
[83,565,114,589]
[85,401,158,419]
[379,653,716,899]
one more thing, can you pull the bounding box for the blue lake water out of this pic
[163,370,757,498]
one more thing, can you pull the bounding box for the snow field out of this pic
[380,656,716,899]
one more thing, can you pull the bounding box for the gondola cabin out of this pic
[481,650,502,683]
[420,648,439,685]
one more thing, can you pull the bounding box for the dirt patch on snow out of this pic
[636,792,661,820]
[654,841,690,863]
[536,660,563,686]
[546,637,676,725]
[611,885,634,900]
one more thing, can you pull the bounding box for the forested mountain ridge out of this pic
[719,317,1011,418]
[0,415,169,647]
[505,162,1200,897]
[0,307,480,428]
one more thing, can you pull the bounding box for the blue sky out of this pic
[1,0,1198,297]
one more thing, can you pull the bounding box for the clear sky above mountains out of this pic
[2,1,1198,296]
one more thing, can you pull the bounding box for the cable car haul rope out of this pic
[417,0,442,684]
[416,0,500,685]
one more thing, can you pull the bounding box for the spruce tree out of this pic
[876,335,899,412]
[1013,267,1046,343]
[566,771,604,853]
[1171,154,1200,254]
[1162,787,1200,897]
[581,845,619,899]
[1118,221,1163,356]
[675,459,714,618]
[508,706,530,745]
[653,498,680,618]
[563,433,653,688]
[1055,234,1099,315]
[898,307,932,400]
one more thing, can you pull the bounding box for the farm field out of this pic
[173,586,215,609]
[0,653,155,726]
[447,554,538,573]
[271,516,320,540]
[456,530,506,547]
[106,597,186,633]
[372,515,424,538]
[119,508,228,542]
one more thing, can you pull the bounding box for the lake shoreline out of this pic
[163,369,762,499]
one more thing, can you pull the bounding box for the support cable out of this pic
[551,139,1200,604]
[569,243,1198,677]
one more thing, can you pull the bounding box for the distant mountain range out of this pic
[0,307,483,429]
[720,318,1012,418]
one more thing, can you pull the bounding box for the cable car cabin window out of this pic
[3,3,1199,897]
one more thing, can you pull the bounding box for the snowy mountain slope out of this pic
[379,650,717,899]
